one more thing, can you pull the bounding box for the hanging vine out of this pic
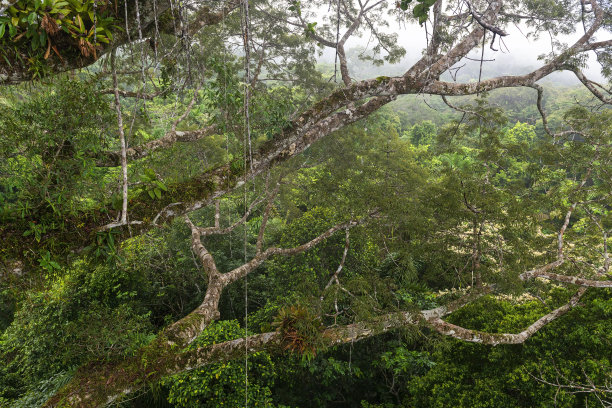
[241,0,253,404]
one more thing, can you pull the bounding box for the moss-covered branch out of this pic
[44,286,582,407]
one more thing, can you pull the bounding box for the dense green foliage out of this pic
[0,0,117,78]
[0,2,610,403]
[164,320,280,407]
[2,78,610,405]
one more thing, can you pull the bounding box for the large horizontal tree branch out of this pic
[426,288,586,345]
[420,0,606,91]
[182,288,583,363]
[98,89,164,99]
[97,125,217,166]
[1,93,394,270]
[168,290,518,373]
[4,28,608,269]
[3,0,609,273]
[44,214,366,407]
[93,30,612,167]
[44,283,588,406]
[42,288,479,407]
[520,271,612,287]
[4,56,607,269]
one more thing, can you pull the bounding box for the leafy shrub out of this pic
[164,320,281,407]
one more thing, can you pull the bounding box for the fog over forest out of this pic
[0,0,610,407]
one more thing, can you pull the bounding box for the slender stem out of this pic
[111,50,129,225]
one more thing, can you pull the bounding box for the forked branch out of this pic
[426,288,586,345]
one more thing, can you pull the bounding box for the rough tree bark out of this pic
[43,185,367,406]
[43,154,612,405]
[2,0,610,271]
[1,0,610,405]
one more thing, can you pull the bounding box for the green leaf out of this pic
[399,0,413,10]
[144,168,156,178]
[413,3,426,17]
[413,3,429,24]
[154,180,167,191]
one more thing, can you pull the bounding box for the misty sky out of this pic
[317,11,607,84]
